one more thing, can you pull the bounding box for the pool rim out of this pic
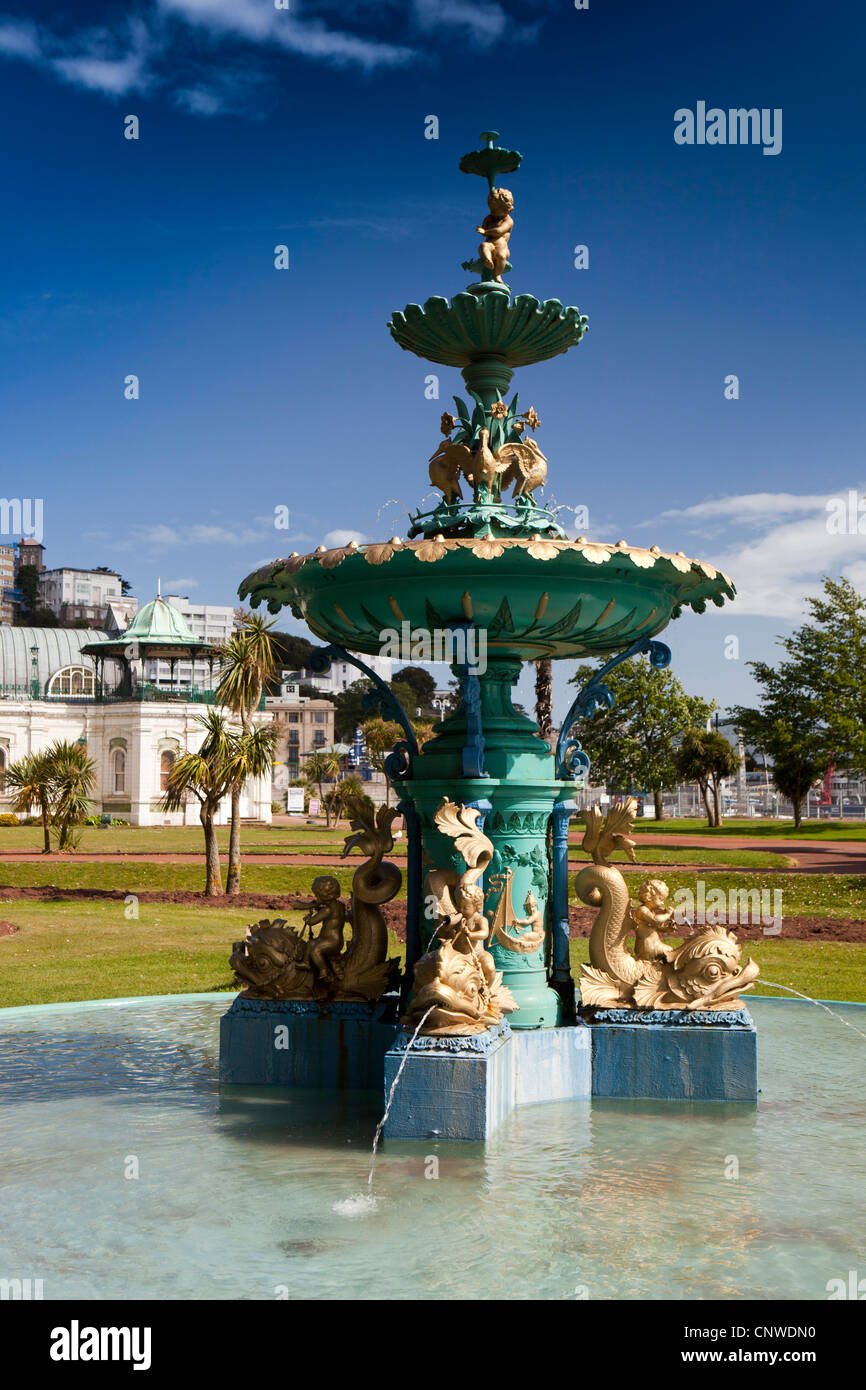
[0,991,863,1021]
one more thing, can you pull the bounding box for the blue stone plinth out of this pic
[219,995,398,1089]
[382,1024,515,1141]
[588,1009,758,1102]
[512,1024,591,1106]
[382,1022,592,1140]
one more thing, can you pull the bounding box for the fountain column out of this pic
[406,656,565,1029]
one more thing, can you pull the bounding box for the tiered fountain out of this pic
[222,132,759,1139]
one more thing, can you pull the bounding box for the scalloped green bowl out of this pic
[240,538,735,663]
[388,292,588,368]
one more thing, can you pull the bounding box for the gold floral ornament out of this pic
[490,400,509,419]
[364,539,400,566]
[522,406,540,431]
[470,537,506,559]
[414,535,451,562]
[440,411,457,434]
[580,543,613,565]
[526,538,560,560]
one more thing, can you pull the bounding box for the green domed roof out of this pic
[82,595,217,660]
[124,596,199,645]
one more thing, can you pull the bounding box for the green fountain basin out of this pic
[388,291,588,367]
[240,536,735,662]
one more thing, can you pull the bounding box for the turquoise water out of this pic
[0,996,863,1300]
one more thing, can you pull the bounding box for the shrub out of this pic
[0,812,19,825]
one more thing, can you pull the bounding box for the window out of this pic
[159,751,175,792]
[112,748,126,794]
[0,747,6,792]
[288,713,299,724]
[46,666,96,698]
[314,712,325,724]
[313,731,326,748]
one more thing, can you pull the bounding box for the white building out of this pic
[0,605,271,827]
[38,567,125,626]
[288,652,393,694]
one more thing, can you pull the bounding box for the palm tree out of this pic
[535,659,554,743]
[304,748,341,826]
[160,709,235,895]
[674,727,739,827]
[214,614,277,894]
[325,772,368,825]
[223,722,280,887]
[49,741,96,851]
[5,750,54,853]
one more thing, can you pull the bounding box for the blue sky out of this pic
[0,0,864,719]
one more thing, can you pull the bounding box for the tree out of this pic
[772,577,866,773]
[5,741,95,851]
[304,748,341,826]
[393,665,437,710]
[361,717,403,805]
[5,750,54,852]
[18,606,59,627]
[160,709,235,895]
[731,694,828,831]
[324,774,370,824]
[674,727,739,827]
[215,613,277,894]
[16,565,40,613]
[568,659,713,818]
[50,741,97,850]
[729,578,865,827]
[534,659,553,742]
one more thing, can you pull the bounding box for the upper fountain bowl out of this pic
[239,535,735,663]
[388,291,588,369]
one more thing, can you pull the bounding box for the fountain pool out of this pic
[1,994,863,1300]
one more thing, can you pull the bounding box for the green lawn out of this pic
[0,897,863,1008]
[0,861,861,918]
[615,817,866,840]
[0,899,405,1008]
[566,937,866,1005]
[0,822,348,854]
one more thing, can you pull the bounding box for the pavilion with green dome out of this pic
[83,592,220,701]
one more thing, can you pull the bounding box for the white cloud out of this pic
[157,0,415,69]
[0,19,39,58]
[657,492,838,526]
[674,490,866,619]
[0,17,154,96]
[162,576,200,590]
[323,528,369,548]
[0,1,537,110]
[411,0,508,46]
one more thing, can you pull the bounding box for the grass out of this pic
[0,898,863,1008]
[0,860,861,917]
[619,817,866,840]
[0,823,349,853]
[566,937,866,1004]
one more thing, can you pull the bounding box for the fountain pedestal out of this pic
[219,997,399,1090]
[587,1009,758,1102]
[383,1023,592,1141]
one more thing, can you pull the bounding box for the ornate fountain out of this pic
[226,132,757,1135]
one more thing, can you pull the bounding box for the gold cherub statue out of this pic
[476,187,514,283]
[631,877,677,965]
[303,873,347,981]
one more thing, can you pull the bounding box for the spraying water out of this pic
[367,1005,435,1189]
[332,1004,435,1219]
[757,980,866,1041]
